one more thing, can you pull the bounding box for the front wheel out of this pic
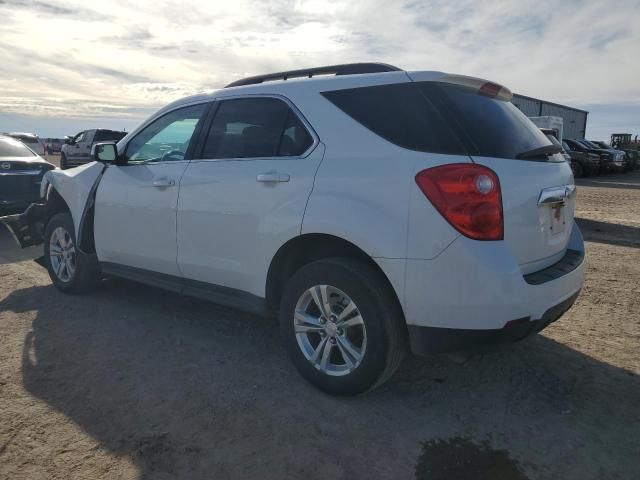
[44,212,100,293]
[60,153,68,170]
[571,161,583,178]
[280,258,407,395]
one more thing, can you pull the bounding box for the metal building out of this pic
[511,93,588,140]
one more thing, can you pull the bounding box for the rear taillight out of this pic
[415,163,503,241]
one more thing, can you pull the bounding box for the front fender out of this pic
[43,162,105,236]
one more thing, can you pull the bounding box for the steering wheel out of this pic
[160,150,185,162]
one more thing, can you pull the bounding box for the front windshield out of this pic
[0,137,36,157]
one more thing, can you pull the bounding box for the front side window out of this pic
[125,104,207,163]
[201,97,313,159]
[73,132,85,143]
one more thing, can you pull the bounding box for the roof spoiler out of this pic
[225,63,402,88]
[435,74,513,101]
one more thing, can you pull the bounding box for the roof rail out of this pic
[225,62,402,88]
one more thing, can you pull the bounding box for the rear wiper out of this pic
[515,144,563,160]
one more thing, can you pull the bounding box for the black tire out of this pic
[44,212,101,293]
[571,161,583,178]
[60,153,68,170]
[280,257,407,396]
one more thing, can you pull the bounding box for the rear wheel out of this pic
[280,258,406,395]
[44,212,100,293]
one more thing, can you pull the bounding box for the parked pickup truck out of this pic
[61,129,127,169]
[561,141,600,177]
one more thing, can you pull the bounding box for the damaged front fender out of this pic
[0,162,106,249]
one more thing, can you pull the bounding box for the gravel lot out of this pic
[1,168,639,480]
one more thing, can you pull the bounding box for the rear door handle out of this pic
[256,172,290,183]
[152,177,176,188]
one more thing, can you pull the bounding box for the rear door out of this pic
[177,96,322,297]
[417,81,575,274]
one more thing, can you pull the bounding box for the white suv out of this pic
[1,63,585,395]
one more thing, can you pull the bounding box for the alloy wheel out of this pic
[294,285,367,376]
[49,226,76,282]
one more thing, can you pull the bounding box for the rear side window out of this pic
[418,82,552,160]
[201,97,313,159]
[321,83,465,155]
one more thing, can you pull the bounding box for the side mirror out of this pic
[64,137,73,145]
[92,142,119,163]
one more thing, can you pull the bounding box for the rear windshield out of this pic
[12,136,39,144]
[545,133,561,146]
[321,81,553,160]
[95,130,127,142]
[0,137,36,157]
[419,82,552,159]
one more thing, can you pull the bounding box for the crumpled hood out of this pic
[42,161,105,234]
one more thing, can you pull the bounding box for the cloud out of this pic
[0,0,638,138]
[0,0,109,20]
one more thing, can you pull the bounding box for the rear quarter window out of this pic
[321,83,466,155]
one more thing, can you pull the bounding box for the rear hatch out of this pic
[410,75,575,274]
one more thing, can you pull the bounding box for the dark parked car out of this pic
[564,139,615,174]
[60,129,127,169]
[561,140,600,177]
[590,141,633,171]
[0,134,55,215]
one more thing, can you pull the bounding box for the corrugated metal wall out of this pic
[512,94,588,140]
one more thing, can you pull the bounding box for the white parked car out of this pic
[1,63,585,395]
[5,132,46,156]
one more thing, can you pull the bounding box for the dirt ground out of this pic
[1,169,639,480]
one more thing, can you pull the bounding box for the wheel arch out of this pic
[266,233,404,316]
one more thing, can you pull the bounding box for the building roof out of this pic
[512,93,589,115]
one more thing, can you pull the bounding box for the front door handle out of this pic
[256,172,290,183]
[152,177,176,188]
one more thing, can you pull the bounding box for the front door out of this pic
[177,96,322,297]
[94,103,209,276]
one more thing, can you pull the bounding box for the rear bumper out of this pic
[408,290,580,355]
[402,221,585,355]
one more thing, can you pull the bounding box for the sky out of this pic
[0,0,638,141]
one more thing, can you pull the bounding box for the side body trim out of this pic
[100,262,273,317]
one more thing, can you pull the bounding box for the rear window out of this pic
[95,130,127,142]
[12,136,39,144]
[418,82,552,160]
[0,137,36,157]
[321,81,553,160]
